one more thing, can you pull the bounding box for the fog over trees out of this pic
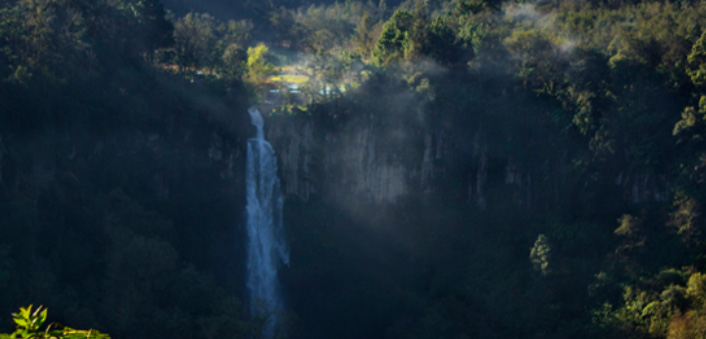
[2,0,706,338]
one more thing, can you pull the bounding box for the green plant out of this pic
[0,305,110,339]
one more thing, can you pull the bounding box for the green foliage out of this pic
[614,214,640,237]
[599,269,706,338]
[2,305,110,339]
[171,12,251,75]
[455,0,502,15]
[688,31,706,87]
[0,2,252,338]
[372,9,413,66]
[668,192,704,247]
[504,29,564,94]
[686,272,706,306]
[117,0,174,59]
[267,1,379,55]
[353,11,376,57]
[173,12,217,72]
[246,43,276,93]
[8,0,706,337]
[372,8,462,66]
[257,1,706,337]
[0,0,174,82]
[674,96,706,139]
[530,234,551,276]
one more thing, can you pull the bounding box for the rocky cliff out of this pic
[266,109,669,210]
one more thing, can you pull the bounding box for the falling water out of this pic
[245,107,289,337]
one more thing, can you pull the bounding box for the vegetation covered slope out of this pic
[264,0,706,338]
[4,0,706,338]
[0,0,257,337]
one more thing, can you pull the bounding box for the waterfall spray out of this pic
[245,108,289,337]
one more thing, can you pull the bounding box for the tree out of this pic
[687,30,706,87]
[125,0,174,61]
[400,3,431,62]
[104,0,174,61]
[353,11,375,57]
[246,43,275,89]
[505,29,563,94]
[530,234,551,276]
[372,10,412,66]
[425,16,462,66]
[173,12,216,72]
[1,0,89,82]
[372,7,462,67]
[455,0,502,15]
[221,43,246,78]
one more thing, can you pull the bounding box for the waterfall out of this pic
[245,107,289,337]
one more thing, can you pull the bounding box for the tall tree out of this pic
[173,12,216,72]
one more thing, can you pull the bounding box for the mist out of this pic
[0,0,704,338]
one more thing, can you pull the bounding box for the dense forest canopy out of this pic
[3,0,706,338]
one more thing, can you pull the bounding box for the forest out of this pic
[3,0,706,338]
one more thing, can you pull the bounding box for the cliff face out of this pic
[269,117,413,204]
[266,112,669,210]
[261,96,674,339]
[270,120,317,201]
[321,125,409,203]
[267,114,540,209]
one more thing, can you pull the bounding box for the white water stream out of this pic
[245,107,289,337]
